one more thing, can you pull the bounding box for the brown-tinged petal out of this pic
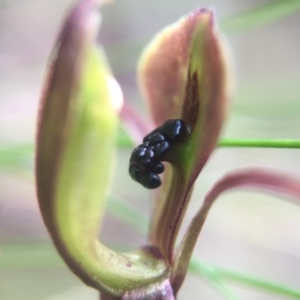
[171,169,300,292]
[36,0,102,241]
[36,0,168,297]
[138,9,232,262]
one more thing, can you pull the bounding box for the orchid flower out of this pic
[35,1,300,299]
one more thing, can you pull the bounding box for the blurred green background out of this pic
[1,0,300,299]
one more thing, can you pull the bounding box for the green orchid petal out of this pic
[36,1,167,298]
[138,9,232,262]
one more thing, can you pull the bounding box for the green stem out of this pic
[117,136,300,149]
[218,139,300,149]
[0,138,300,169]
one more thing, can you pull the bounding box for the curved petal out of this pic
[36,1,167,297]
[139,9,232,261]
[171,169,300,292]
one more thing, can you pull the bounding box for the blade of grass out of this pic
[218,139,300,149]
[190,257,300,299]
[117,128,300,149]
[0,144,33,168]
[0,242,62,270]
[107,196,148,234]
[191,261,241,300]
[117,130,300,149]
[1,138,300,172]
[105,0,300,73]
[220,0,300,34]
[116,136,300,149]
[116,126,135,148]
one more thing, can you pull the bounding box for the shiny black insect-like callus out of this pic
[129,119,188,189]
[143,119,185,143]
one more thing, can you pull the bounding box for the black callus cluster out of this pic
[129,119,187,189]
